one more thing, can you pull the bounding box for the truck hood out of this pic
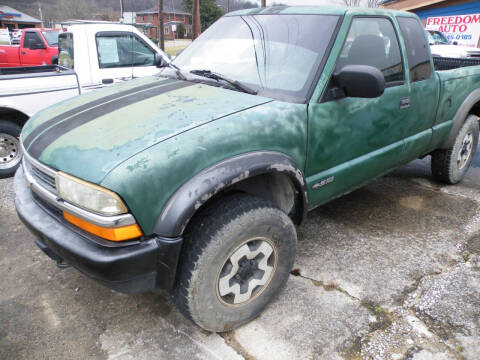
[21,76,271,183]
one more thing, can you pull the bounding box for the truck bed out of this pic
[0,65,80,118]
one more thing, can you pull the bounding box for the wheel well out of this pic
[0,107,29,127]
[190,172,302,228]
[470,101,480,118]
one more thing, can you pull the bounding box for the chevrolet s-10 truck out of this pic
[14,6,480,332]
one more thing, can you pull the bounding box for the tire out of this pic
[431,115,479,184]
[172,193,297,332]
[0,120,23,179]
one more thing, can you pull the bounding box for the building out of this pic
[136,4,191,40]
[0,5,42,30]
[380,0,480,47]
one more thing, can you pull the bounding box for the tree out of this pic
[367,0,379,7]
[177,23,186,38]
[182,0,223,31]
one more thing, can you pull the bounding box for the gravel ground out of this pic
[1,145,479,360]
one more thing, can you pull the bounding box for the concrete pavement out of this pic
[1,145,479,360]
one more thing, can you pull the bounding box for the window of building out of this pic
[335,17,404,85]
[166,14,171,20]
[164,26,169,35]
[182,15,185,22]
[397,16,432,82]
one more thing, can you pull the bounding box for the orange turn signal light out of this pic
[63,212,143,241]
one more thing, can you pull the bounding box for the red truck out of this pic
[0,28,59,67]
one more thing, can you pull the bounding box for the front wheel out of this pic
[0,120,23,179]
[172,193,297,332]
[431,115,479,184]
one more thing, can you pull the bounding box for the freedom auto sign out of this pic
[426,14,480,47]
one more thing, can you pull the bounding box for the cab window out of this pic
[96,33,155,68]
[336,17,404,85]
[397,17,432,82]
[24,32,44,49]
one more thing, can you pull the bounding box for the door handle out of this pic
[400,97,410,109]
[21,51,26,55]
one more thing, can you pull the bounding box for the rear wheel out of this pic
[172,193,297,332]
[431,115,479,184]
[0,121,22,179]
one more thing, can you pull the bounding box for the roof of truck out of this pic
[226,5,417,18]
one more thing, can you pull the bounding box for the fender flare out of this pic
[153,151,309,238]
[442,88,480,149]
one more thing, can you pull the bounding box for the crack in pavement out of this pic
[220,331,257,360]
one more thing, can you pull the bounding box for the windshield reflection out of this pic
[172,14,339,102]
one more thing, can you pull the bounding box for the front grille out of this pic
[24,156,57,195]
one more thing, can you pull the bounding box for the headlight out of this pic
[56,172,127,215]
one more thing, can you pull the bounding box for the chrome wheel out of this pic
[457,132,473,170]
[0,133,22,170]
[217,237,277,306]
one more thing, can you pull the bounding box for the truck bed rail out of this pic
[0,65,72,76]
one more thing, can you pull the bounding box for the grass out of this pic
[164,45,189,57]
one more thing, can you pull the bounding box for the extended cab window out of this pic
[336,17,404,85]
[397,17,432,82]
[24,32,44,49]
[96,33,155,68]
[58,33,74,69]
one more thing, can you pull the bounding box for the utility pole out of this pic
[261,0,266,7]
[38,2,44,27]
[227,0,230,13]
[158,0,165,50]
[192,0,200,40]
[119,0,124,20]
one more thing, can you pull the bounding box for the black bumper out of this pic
[14,167,183,293]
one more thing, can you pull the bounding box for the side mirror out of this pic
[154,53,167,67]
[30,43,46,50]
[332,65,385,99]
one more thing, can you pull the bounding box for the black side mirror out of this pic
[333,65,385,98]
[30,43,46,50]
[154,53,167,67]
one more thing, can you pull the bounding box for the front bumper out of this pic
[14,166,183,293]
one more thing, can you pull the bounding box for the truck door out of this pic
[396,16,440,159]
[93,32,157,86]
[21,31,47,66]
[306,16,411,206]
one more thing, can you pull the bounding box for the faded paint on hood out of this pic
[22,76,271,183]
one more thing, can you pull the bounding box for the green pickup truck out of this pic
[14,6,479,332]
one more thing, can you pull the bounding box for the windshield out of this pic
[42,31,59,46]
[427,30,449,45]
[173,14,340,102]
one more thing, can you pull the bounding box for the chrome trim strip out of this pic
[21,141,57,179]
[22,158,136,228]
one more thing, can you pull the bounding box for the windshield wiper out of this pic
[189,69,257,95]
[168,62,187,81]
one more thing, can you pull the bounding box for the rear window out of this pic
[397,17,431,82]
[58,33,74,69]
